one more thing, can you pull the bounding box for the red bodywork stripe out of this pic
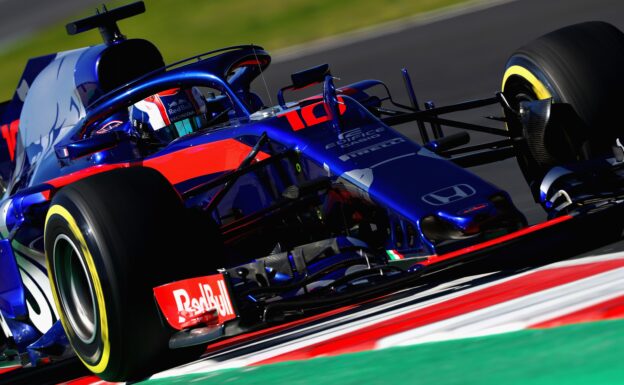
[253,258,624,365]
[530,294,624,329]
[420,215,573,267]
[46,164,133,188]
[143,139,269,185]
[233,59,265,67]
[337,87,359,96]
[155,88,180,97]
[45,139,269,190]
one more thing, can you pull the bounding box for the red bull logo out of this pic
[154,274,236,330]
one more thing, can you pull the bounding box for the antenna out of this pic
[66,1,146,45]
[252,45,274,107]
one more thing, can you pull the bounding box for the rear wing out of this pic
[0,54,56,182]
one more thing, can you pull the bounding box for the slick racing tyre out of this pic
[44,167,221,381]
[502,21,624,186]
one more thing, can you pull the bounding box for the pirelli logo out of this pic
[339,138,405,161]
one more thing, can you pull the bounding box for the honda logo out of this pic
[422,184,476,206]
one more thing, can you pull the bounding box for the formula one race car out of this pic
[2,2,624,381]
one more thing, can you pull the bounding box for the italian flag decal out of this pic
[386,250,405,260]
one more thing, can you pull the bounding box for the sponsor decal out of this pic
[167,98,194,117]
[421,184,476,206]
[339,137,405,161]
[325,127,385,150]
[95,120,123,135]
[459,203,489,215]
[154,274,236,330]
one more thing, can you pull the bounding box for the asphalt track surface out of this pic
[3,0,624,383]
[0,0,104,48]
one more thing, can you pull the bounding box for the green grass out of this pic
[0,0,469,100]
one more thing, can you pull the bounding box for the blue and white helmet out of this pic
[131,87,207,142]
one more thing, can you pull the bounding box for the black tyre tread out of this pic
[504,21,624,186]
[46,167,220,381]
[515,21,624,133]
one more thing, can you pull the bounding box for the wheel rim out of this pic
[504,79,538,112]
[53,234,97,344]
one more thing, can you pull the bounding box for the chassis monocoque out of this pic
[1,2,624,381]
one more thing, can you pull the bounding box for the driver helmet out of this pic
[131,87,207,142]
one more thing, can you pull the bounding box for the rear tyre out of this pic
[44,167,221,381]
[502,21,624,186]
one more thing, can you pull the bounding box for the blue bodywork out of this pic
[0,9,527,365]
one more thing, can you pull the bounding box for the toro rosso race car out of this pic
[2,1,624,381]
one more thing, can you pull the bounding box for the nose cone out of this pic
[438,202,497,234]
[420,194,526,244]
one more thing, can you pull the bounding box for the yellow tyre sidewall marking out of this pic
[45,205,110,374]
[502,65,553,100]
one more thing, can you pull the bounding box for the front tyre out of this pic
[502,21,624,186]
[44,167,218,381]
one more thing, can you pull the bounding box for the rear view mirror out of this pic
[55,131,131,160]
[291,64,331,89]
[278,64,332,107]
